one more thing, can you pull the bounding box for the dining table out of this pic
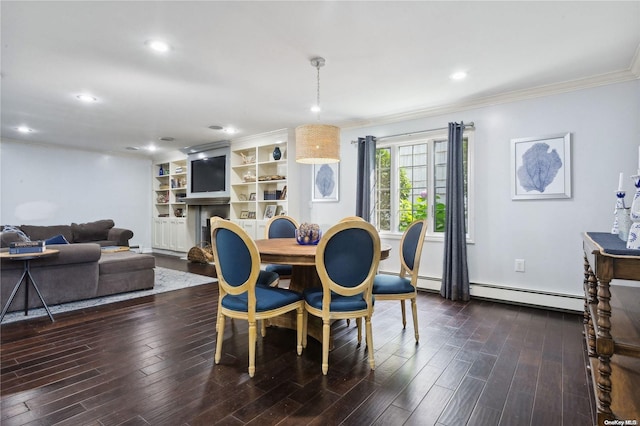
[255,237,391,345]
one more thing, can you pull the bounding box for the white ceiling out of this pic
[2,1,639,156]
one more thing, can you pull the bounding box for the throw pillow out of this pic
[45,234,70,245]
[71,219,115,242]
[1,225,30,241]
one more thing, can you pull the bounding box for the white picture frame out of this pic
[511,133,571,200]
[263,204,277,220]
[312,163,339,202]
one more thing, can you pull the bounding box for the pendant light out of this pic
[296,57,340,164]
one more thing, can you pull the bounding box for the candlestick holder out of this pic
[626,175,640,249]
[612,191,627,235]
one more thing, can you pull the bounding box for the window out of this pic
[375,132,473,239]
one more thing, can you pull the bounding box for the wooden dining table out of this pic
[255,238,391,345]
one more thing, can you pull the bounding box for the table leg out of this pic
[596,276,613,416]
[0,259,54,322]
[0,269,29,322]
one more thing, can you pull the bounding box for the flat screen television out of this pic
[186,145,230,201]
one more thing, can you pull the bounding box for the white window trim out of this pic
[377,130,474,244]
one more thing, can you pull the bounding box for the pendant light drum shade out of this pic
[295,124,340,164]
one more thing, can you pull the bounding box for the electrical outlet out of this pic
[515,259,525,272]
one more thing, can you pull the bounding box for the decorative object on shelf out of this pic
[174,208,183,217]
[296,57,340,164]
[238,194,247,201]
[312,163,339,202]
[156,193,168,203]
[511,133,571,200]
[279,185,287,200]
[612,172,627,236]
[243,169,256,182]
[272,146,282,161]
[258,174,285,181]
[240,210,249,219]
[248,211,256,219]
[264,205,277,220]
[627,174,640,249]
[159,164,164,176]
[241,152,255,164]
[249,192,256,201]
[295,222,321,245]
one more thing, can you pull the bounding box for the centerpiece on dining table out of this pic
[295,222,322,245]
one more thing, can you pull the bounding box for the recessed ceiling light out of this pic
[126,146,140,151]
[146,40,171,53]
[450,71,468,81]
[76,94,97,102]
[17,126,33,133]
[147,145,157,152]
[310,105,321,113]
[208,125,224,130]
[159,137,175,142]
[223,127,237,134]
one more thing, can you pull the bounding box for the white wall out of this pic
[297,79,640,310]
[0,139,152,250]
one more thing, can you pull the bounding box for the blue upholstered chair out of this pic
[210,218,304,377]
[303,220,381,375]
[372,219,427,342]
[264,215,299,280]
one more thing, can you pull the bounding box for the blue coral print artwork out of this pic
[315,164,335,197]
[517,142,563,193]
[313,163,339,201]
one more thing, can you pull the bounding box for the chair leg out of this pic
[248,320,257,378]
[215,315,226,364]
[302,310,308,348]
[296,306,303,355]
[356,317,362,345]
[411,298,419,342]
[322,319,330,375]
[400,300,407,328]
[365,315,375,371]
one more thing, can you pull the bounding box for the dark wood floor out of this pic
[1,254,595,425]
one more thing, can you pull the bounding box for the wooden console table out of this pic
[582,232,640,423]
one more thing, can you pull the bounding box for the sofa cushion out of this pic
[20,224,74,242]
[71,219,115,243]
[99,251,155,275]
[45,234,70,245]
[1,231,25,248]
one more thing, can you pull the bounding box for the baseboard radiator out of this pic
[377,272,583,313]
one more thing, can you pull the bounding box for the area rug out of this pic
[1,267,216,324]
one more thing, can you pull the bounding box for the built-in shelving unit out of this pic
[152,159,190,252]
[229,129,293,239]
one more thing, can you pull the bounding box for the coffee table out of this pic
[0,249,60,322]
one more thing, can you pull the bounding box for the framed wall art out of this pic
[511,133,571,200]
[312,163,339,202]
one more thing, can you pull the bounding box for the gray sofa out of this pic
[0,219,133,248]
[1,221,154,314]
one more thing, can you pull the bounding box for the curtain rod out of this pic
[351,122,474,144]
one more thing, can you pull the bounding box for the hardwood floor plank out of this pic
[437,375,486,425]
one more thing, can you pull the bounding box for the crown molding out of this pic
[339,67,640,130]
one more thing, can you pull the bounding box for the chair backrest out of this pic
[338,216,365,223]
[210,218,261,297]
[400,219,428,283]
[265,215,299,239]
[316,220,381,301]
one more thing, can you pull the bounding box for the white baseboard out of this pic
[379,272,583,313]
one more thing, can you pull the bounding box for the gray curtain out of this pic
[441,122,470,301]
[356,135,376,222]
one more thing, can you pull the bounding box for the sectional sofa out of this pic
[0,220,155,314]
